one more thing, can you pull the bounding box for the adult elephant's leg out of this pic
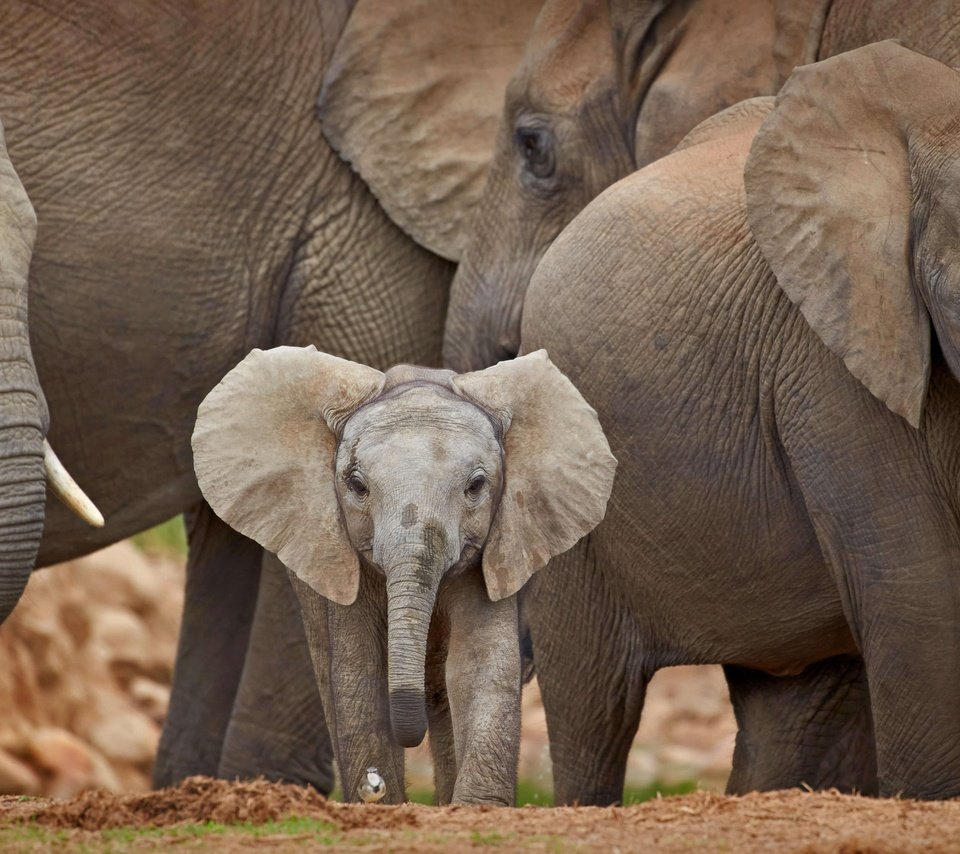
[725,656,877,795]
[218,553,334,792]
[289,565,405,804]
[525,537,647,806]
[781,378,960,799]
[154,502,262,786]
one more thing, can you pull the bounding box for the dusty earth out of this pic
[1,777,960,852]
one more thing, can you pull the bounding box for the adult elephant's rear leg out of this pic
[724,656,877,795]
[218,553,334,792]
[524,537,647,806]
[154,502,262,786]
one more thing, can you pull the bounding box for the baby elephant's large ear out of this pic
[453,351,616,601]
[192,347,385,605]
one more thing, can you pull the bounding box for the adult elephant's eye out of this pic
[515,126,556,180]
[465,473,488,499]
[345,473,369,499]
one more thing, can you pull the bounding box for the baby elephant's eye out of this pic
[465,473,487,499]
[345,474,369,499]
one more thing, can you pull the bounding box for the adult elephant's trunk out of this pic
[0,279,44,621]
[0,352,45,622]
[0,131,46,622]
[384,549,443,748]
[443,250,526,374]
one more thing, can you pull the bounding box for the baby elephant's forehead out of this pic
[340,386,499,455]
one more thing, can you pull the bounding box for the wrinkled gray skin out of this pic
[0,122,46,623]
[191,348,615,803]
[445,0,960,804]
[522,42,960,801]
[0,1,453,792]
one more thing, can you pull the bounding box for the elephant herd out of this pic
[1,0,959,808]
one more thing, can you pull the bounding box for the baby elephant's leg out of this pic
[290,567,406,803]
[441,567,521,805]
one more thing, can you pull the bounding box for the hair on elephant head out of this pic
[192,346,615,748]
[745,40,960,429]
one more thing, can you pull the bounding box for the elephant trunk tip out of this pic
[389,688,428,747]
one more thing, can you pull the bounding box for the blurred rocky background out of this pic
[0,520,736,801]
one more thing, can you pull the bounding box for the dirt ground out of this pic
[2,776,960,852]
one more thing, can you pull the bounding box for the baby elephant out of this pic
[191,346,615,804]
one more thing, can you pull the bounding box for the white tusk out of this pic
[43,439,105,528]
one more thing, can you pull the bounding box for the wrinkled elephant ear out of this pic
[192,347,385,605]
[745,41,960,428]
[319,0,543,262]
[454,350,616,601]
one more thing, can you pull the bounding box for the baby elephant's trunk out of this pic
[384,549,442,747]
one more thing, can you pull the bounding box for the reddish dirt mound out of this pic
[19,776,336,830]
[4,779,960,851]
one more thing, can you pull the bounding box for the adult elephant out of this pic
[440,0,840,804]
[443,0,960,372]
[522,41,960,801]
[0,0,540,792]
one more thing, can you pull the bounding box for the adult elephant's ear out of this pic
[745,41,960,428]
[192,347,384,605]
[319,0,542,262]
[453,351,617,601]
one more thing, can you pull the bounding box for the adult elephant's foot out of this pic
[217,719,334,792]
[154,503,263,787]
[724,656,877,796]
[217,553,334,793]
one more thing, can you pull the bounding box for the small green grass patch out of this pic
[470,829,515,846]
[0,816,342,853]
[404,778,698,807]
[131,515,187,558]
